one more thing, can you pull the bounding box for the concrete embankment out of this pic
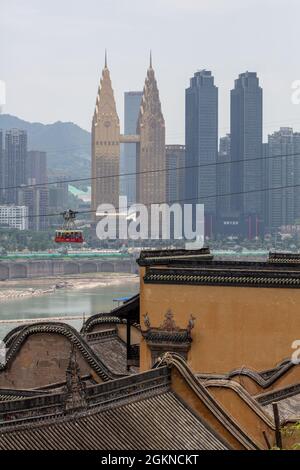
[0,257,137,280]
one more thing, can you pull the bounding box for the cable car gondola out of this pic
[55,209,84,244]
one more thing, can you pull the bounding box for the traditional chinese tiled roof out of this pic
[143,266,300,289]
[0,395,24,402]
[137,247,213,266]
[268,252,300,264]
[158,353,272,449]
[0,366,228,450]
[88,329,134,375]
[0,391,227,450]
[81,294,140,334]
[143,329,192,343]
[0,352,278,450]
[0,389,50,402]
[81,315,126,335]
[1,322,126,382]
[262,391,300,422]
[139,249,300,289]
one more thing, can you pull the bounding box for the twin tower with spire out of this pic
[91,53,166,216]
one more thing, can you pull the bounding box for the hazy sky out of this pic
[1,0,299,142]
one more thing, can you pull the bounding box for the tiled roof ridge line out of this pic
[255,382,300,407]
[198,358,294,389]
[81,314,141,334]
[202,379,275,428]
[3,324,28,347]
[0,369,171,433]
[81,314,125,333]
[1,322,125,382]
[158,352,263,450]
[144,268,300,288]
[81,294,140,334]
[86,327,119,342]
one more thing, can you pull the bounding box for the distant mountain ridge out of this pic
[0,114,91,178]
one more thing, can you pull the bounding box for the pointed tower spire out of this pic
[92,55,120,217]
[137,57,165,207]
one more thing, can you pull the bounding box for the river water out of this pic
[0,274,139,339]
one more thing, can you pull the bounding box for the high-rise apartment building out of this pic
[165,145,185,205]
[230,72,263,224]
[26,151,47,185]
[217,134,231,218]
[266,128,300,230]
[4,129,27,204]
[48,175,68,213]
[0,205,28,230]
[18,185,48,231]
[185,70,218,236]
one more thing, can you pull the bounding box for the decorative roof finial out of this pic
[105,49,107,68]
[149,50,152,69]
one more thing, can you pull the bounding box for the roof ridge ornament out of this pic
[159,309,180,332]
[64,344,87,413]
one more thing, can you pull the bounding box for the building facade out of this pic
[138,248,300,375]
[18,186,48,231]
[91,54,166,240]
[91,56,120,217]
[48,175,68,213]
[266,128,300,231]
[230,72,263,231]
[217,134,231,221]
[4,129,27,204]
[120,91,143,205]
[0,205,28,230]
[26,150,47,185]
[136,57,166,207]
[185,70,218,237]
[165,144,185,205]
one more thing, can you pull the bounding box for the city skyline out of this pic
[1,0,299,142]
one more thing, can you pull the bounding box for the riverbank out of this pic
[0,273,139,303]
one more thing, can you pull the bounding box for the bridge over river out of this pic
[0,252,138,280]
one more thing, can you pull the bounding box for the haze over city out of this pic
[1,0,299,141]
[3,0,300,457]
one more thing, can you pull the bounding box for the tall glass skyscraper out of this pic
[185,70,218,235]
[230,72,263,222]
[120,91,142,205]
[4,129,27,204]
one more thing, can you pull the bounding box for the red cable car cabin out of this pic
[55,230,84,243]
[55,210,84,244]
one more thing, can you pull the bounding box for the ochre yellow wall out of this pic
[117,324,141,345]
[170,367,247,449]
[140,267,300,374]
[206,385,275,448]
